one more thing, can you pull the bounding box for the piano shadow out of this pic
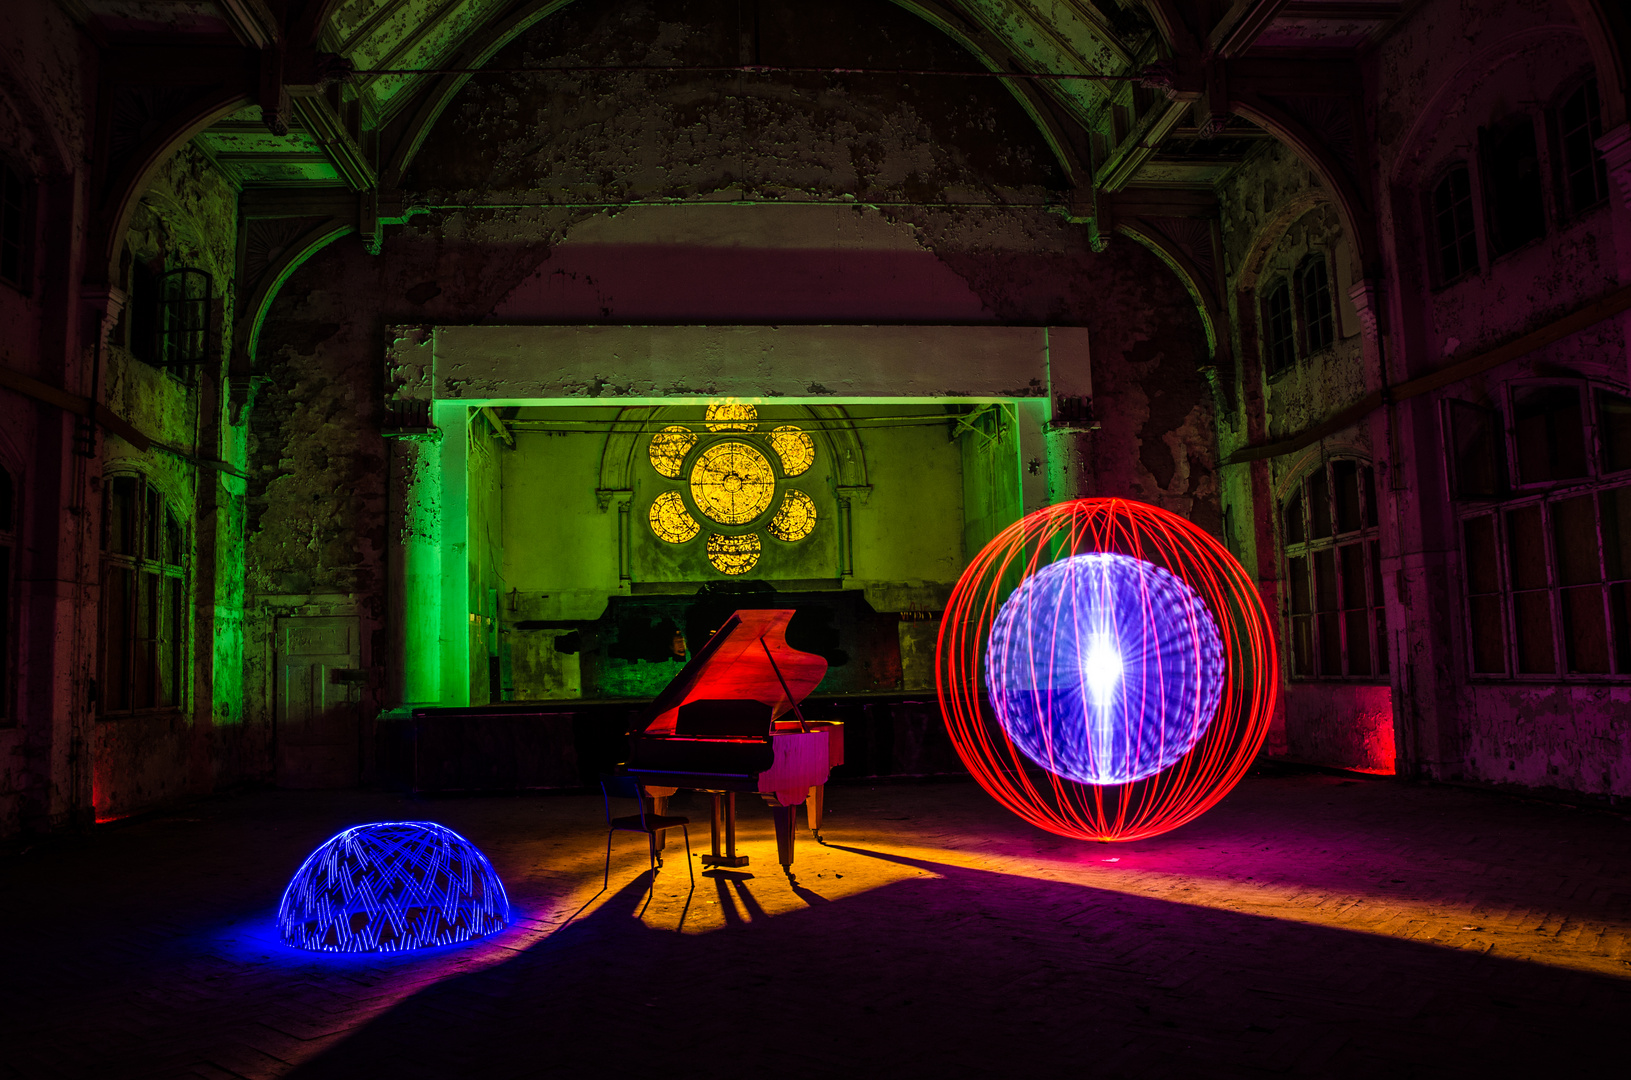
[284,843,1631,1079]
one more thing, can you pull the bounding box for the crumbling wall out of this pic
[249,0,1217,724]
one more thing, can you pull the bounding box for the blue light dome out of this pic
[278,821,510,953]
[984,552,1225,785]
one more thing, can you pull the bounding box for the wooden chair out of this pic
[601,774,694,890]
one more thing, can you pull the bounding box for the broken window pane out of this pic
[1559,78,1608,214]
[1334,460,1363,533]
[1551,494,1600,586]
[1483,116,1547,256]
[1512,385,1588,484]
[1561,585,1610,673]
[1432,165,1478,281]
[1598,390,1631,474]
[1263,279,1296,376]
[1446,400,1505,497]
[1464,515,1506,674]
[1283,490,1305,545]
[1309,467,1333,539]
[1299,255,1334,353]
[1602,487,1631,580]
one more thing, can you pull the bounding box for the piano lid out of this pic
[633,610,828,736]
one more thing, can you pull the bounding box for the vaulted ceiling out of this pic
[61,0,1410,194]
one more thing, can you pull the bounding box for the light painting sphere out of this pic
[937,498,1278,842]
[985,553,1225,785]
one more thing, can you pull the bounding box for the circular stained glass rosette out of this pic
[769,425,815,477]
[768,489,817,542]
[707,532,761,575]
[649,491,700,543]
[648,426,697,478]
[704,402,757,432]
[690,441,776,525]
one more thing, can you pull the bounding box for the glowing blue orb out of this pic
[984,552,1225,785]
[278,822,509,953]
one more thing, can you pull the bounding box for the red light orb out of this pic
[936,498,1278,842]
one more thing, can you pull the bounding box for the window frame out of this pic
[1479,113,1551,260]
[1549,73,1610,222]
[1260,275,1298,379]
[1426,161,1482,288]
[0,155,34,295]
[98,473,189,718]
[1280,457,1389,683]
[1448,378,1631,683]
[1295,251,1336,356]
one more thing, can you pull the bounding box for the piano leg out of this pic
[648,793,668,861]
[701,791,749,869]
[770,803,797,876]
[806,785,825,835]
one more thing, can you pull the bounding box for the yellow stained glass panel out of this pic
[648,425,696,478]
[768,489,817,542]
[707,532,761,575]
[705,402,757,431]
[649,491,700,543]
[690,440,775,525]
[769,425,815,477]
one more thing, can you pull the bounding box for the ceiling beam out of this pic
[1209,0,1294,58]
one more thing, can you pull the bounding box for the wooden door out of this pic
[275,616,363,788]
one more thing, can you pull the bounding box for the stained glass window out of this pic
[648,426,697,478]
[768,489,817,542]
[690,441,776,525]
[649,491,700,544]
[769,425,815,477]
[705,402,757,431]
[707,532,761,575]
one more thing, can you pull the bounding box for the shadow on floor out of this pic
[287,844,1630,1080]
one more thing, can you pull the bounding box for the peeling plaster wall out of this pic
[1361,0,1631,797]
[1214,138,1392,771]
[93,143,256,820]
[250,0,1216,732]
[0,0,94,835]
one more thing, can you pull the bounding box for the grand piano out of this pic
[623,609,843,876]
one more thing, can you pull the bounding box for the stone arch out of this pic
[381,0,1093,190]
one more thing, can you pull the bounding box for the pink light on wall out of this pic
[937,498,1279,842]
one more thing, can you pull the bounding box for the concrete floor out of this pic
[3,769,1629,1079]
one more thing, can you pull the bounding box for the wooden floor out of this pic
[4,768,1630,1078]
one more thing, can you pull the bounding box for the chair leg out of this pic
[681,825,694,887]
[604,829,614,892]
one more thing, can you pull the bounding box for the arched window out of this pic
[1297,254,1335,354]
[1431,164,1479,283]
[1282,459,1387,680]
[0,159,29,292]
[1261,278,1296,376]
[1450,382,1631,678]
[1555,76,1609,218]
[99,475,187,715]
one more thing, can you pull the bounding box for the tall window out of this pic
[100,475,186,714]
[1262,278,1296,376]
[1432,165,1479,283]
[1297,254,1335,354]
[127,264,211,374]
[1451,383,1631,678]
[1556,77,1609,217]
[1482,116,1547,256]
[1282,459,1387,680]
[0,468,13,722]
[1,160,28,291]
